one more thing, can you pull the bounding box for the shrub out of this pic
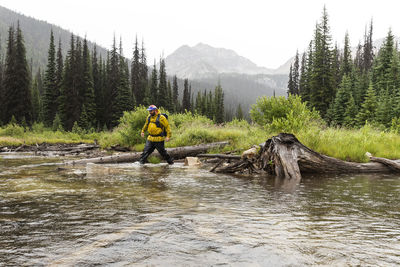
[0,123,25,137]
[250,94,322,133]
[170,111,212,128]
[116,106,150,147]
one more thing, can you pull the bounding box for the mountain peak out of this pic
[165,43,274,79]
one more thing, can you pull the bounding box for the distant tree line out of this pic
[288,7,400,129]
[0,24,227,130]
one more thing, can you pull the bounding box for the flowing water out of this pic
[1,153,400,266]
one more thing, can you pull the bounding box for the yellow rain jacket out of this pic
[141,110,171,142]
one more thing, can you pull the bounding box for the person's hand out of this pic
[165,137,170,142]
[141,132,144,138]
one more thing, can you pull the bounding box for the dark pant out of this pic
[139,140,173,164]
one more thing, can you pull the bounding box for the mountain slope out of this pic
[0,5,109,74]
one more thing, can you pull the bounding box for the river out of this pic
[1,153,400,266]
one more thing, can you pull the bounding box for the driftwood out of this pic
[66,141,229,165]
[197,153,241,160]
[366,153,400,171]
[215,133,400,180]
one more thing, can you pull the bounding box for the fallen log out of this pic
[65,141,229,165]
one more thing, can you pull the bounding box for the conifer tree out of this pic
[299,52,307,97]
[3,23,32,124]
[356,82,377,126]
[131,36,141,104]
[362,20,374,73]
[59,34,80,130]
[309,7,335,118]
[292,50,300,94]
[172,75,179,112]
[158,58,168,108]
[92,46,104,128]
[343,94,358,127]
[375,88,393,127]
[0,37,4,124]
[182,79,190,111]
[331,43,341,89]
[167,80,173,111]
[330,75,352,126]
[43,30,58,126]
[236,103,244,120]
[31,72,42,122]
[287,65,294,96]
[54,38,63,111]
[341,32,353,77]
[107,36,120,127]
[138,39,148,106]
[79,38,96,129]
[214,83,224,123]
[372,29,395,95]
[149,60,158,105]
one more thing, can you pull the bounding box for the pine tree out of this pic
[167,80,173,112]
[158,58,168,108]
[139,39,148,105]
[80,37,96,129]
[362,20,374,73]
[299,52,307,97]
[356,82,377,126]
[292,50,300,94]
[375,88,393,127]
[287,64,294,95]
[214,83,224,123]
[341,32,353,77]
[149,60,158,105]
[309,7,335,118]
[236,103,244,120]
[172,75,179,112]
[182,78,190,111]
[31,72,42,122]
[92,45,104,128]
[343,94,358,127]
[330,75,352,126]
[3,23,32,124]
[107,36,121,127]
[59,34,80,130]
[332,43,341,90]
[131,36,141,105]
[372,29,395,95]
[43,30,58,126]
[55,38,63,111]
[0,35,4,124]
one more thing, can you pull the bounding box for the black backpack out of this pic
[148,113,168,137]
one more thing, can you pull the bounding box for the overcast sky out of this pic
[0,0,399,69]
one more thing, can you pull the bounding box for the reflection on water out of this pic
[1,153,400,266]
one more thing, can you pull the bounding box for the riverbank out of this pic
[2,106,400,162]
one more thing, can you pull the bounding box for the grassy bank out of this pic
[0,123,100,146]
[1,107,400,163]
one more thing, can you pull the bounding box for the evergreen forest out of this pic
[0,23,226,131]
[287,7,400,130]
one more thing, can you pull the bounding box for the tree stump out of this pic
[258,133,400,180]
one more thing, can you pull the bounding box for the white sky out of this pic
[0,0,399,69]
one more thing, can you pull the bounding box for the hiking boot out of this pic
[167,159,174,165]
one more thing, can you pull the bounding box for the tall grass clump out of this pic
[297,123,400,162]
